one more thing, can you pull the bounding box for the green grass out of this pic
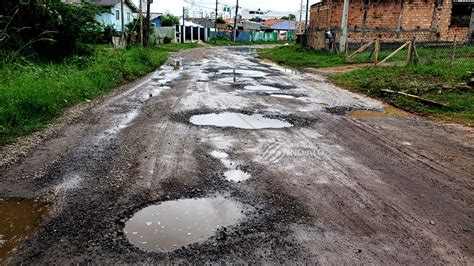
[259,44,473,125]
[258,45,346,68]
[331,63,474,125]
[0,43,198,147]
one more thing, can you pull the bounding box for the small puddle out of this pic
[349,105,411,118]
[244,85,280,91]
[0,198,49,261]
[224,170,251,182]
[124,197,244,252]
[210,151,229,159]
[190,112,293,129]
[270,94,296,99]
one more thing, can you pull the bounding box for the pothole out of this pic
[124,196,244,252]
[0,198,50,261]
[189,112,293,129]
[244,85,280,92]
[223,170,251,182]
[270,94,296,99]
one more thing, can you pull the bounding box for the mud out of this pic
[0,46,473,264]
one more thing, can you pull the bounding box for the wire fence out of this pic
[304,29,473,69]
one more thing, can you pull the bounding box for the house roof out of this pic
[88,0,139,12]
[263,19,284,26]
[269,20,296,30]
[150,13,163,21]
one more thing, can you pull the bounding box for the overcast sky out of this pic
[132,0,320,17]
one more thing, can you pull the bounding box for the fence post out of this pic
[450,36,457,66]
[374,38,381,65]
[406,37,415,65]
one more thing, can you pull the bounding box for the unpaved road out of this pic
[1,46,473,264]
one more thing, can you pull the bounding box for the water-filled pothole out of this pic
[224,170,251,182]
[124,197,244,252]
[0,198,49,261]
[244,85,280,91]
[190,112,293,129]
[270,94,296,99]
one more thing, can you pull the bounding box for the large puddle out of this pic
[124,197,244,252]
[190,112,293,129]
[244,85,280,91]
[0,198,49,261]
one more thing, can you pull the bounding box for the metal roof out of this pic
[88,0,139,12]
[269,20,296,31]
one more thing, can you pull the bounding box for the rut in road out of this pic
[0,46,473,264]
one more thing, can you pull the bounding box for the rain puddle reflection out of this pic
[0,198,49,261]
[270,94,296,99]
[124,196,244,252]
[190,112,293,129]
[244,85,280,91]
[223,170,251,182]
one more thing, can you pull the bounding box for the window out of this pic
[116,10,120,20]
[127,12,131,22]
[451,3,471,27]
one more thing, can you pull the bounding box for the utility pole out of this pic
[339,0,349,53]
[299,0,303,33]
[120,0,124,41]
[233,0,239,42]
[145,0,151,46]
[139,0,143,46]
[182,7,185,43]
[304,0,309,32]
[215,0,218,43]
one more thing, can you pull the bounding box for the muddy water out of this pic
[349,105,411,118]
[124,197,244,252]
[0,198,49,261]
[190,112,293,129]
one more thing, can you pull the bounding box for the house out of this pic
[309,0,474,42]
[150,13,164,27]
[88,0,139,32]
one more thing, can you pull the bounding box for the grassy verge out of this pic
[258,45,346,68]
[331,63,474,125]
[259,44,473,125]
[0,43,198,147]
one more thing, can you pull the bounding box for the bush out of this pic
[163,36,173,44]
[0,0,104,60]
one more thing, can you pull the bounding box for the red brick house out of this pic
[308,0,474,42]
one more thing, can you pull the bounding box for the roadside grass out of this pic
[258,45,346,68]
[258,44,473,125]
[0,43,198,147]
[331,63,474,125]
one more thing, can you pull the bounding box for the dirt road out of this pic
[1,46,473,264]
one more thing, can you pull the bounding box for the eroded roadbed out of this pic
[0,47,473,264]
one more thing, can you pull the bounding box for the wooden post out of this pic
[450,36,457,66]
[406,37,415,65]
[374,38,380,65]
[378,40,410,65]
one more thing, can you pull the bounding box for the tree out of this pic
[288,14,296,20]
[0,0,103,60]
[216,17,225,24]
[160,13,180,27]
